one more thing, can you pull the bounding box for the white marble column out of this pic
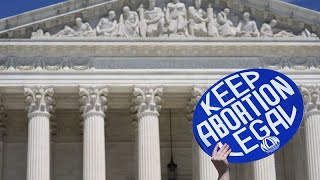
[187,86,218,180]
[25,87,55,180]
[300,86,320,180]
[132,86,163,180]
[79,87,108,180]
[253,155,276,180]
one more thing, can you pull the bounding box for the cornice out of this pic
[0,39,319,58]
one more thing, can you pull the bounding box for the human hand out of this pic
[211,143,231,178]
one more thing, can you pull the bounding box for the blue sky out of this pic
[282,0,320,11]
[0,0,319,19]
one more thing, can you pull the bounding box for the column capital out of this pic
[299,85,320,116]
[24,86,55,119]
[186,86,209,126]
[132,86,163,119]
[79,86,108,119]
[0,96,7,141]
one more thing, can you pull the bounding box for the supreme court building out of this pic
[0,0,319,180]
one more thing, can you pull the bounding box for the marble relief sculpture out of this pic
[96,10,118,37]
[31,29,51,38]
[188,0,207,37]
[55,18,96,37]
[138,4,147,37]
[118,6,140,37]
[236,12,259,37]
[216,8,236,37]
[165,0,188,36]
[30,0,319,39]
[206,3,219,37]
[143,0,165,37]
[260,19,295,37]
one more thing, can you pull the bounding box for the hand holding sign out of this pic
[211,143,231,179]
[193,69,304,163]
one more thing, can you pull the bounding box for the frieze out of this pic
[0,56,94,72]
[30,0,319,39]
[0,56,319,71]
[262,57,320,70]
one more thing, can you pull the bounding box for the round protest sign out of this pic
[192,68,304,163]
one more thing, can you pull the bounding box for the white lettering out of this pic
[200,93,221,116]
[220,108,241,130]
[225,74,250,98]
[231,101,253,125]
[208,114,229,139]
[249,119,271,140]
[211,82,235,107]
[240,71,260,90]
[277,105,296,126]
[266,108,289,135]
[271,76,295,100]
[259,84,281,106]
[197,121,219,147]
[233,127,259,154]
[252,90,270,111]
[241,94,261,116]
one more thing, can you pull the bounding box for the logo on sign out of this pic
[192,69,304,163]
[260,136,280,154]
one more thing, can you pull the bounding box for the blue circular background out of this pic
[192,68,304,163]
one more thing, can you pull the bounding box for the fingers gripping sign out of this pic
[211,143,231,180]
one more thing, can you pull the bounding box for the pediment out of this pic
[0,0,319,39]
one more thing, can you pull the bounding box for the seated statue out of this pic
[236,12,259,37]
[206,3,219,37]
[260,19,295,38]
[96,10,118,37]
[165,0,188,36]
[55,18,96,37]
[188,0,207,37]
[118,6,140,37]
[216,8,236,37]
[143,0,165,37]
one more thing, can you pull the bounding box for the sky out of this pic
[0,0,319,19]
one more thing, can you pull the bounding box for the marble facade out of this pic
[0,0,319,180]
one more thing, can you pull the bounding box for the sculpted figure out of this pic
[260,19,295,38]
[300,28,318,38]
[55,18,96,37]
[31,29,50,38]
[143,0,165,37]
[188,0,207,37]
[216,8,236,37]
[165,0,188,36]
[118,6,140,37]
[206,4,219,37]
[138,4,147,37]
[236,12,259,37]
[96,10,118,37]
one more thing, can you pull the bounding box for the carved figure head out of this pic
[108,10,116,20]
[270,19,277,28]
[195,0,201,9]
[223,8,230,16]
[149,0,156,10]
[208,3,212,8]
[173,0,180,4]
[243,12,251,22]
[75,17,83,26]
[123,6,130,16]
